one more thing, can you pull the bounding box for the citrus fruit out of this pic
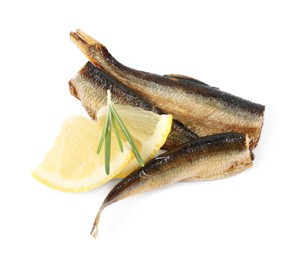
[32,115,132,192]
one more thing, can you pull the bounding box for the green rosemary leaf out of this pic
[110,105,144,167]
[97,89,144,175]
[97,107,110,154]
[111,109,124,152]
[104,113,112,175]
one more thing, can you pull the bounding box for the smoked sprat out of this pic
[68,30,265,238]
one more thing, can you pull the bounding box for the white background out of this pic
[1,0,307,259]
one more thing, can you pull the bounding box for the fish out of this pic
[90,132,253,238]
[69,61,199,150]
[70,30,265,149]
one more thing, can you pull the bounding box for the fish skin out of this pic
[70,30,265,149]
[90,132,253,238]
[69,61,199,150]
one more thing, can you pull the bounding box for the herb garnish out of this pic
[97,90,144,175]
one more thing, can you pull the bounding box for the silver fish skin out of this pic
[70,30,265,149]
[90,132,253,238]
[69,61,199,150]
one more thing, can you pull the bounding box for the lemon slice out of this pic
[97,104,173,178]
[32,115,132,192]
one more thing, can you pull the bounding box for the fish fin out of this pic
[164,74,210,86]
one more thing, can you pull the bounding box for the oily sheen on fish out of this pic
[70,30,265,149]
[69,61,198,150]
[90,132,253,238]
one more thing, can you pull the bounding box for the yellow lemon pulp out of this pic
[32,104,172,192]
[32,115,132,192]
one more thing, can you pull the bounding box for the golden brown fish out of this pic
[69,61,198,150]
[90,132,253,238]
[70,30,265,149]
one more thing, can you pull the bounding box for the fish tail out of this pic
[70,29,105,55]
[90,202,108,239]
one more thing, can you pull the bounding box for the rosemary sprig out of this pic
[97,90,144,175]
[111,114,123,152]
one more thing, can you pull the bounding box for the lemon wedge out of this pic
[32,104,172,191]
[32,115,132,192]
[97,104,173,178]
